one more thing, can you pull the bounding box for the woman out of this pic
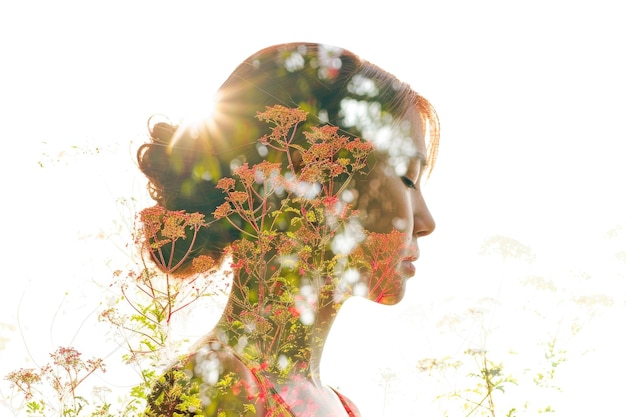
[137,42,438,416]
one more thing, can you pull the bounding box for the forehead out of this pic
[340,98,427,174]
[379,107,427,177]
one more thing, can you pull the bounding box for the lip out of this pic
[402,251,419,264]
[399,246,419,277]
[399,259,417,277]
[403,254,419,263]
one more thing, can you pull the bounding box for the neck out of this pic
[210,288,343,384]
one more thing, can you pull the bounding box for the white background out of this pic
[1,1,625,416]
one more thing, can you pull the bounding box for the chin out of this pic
[369,285,406,305]
[374,295,403,306]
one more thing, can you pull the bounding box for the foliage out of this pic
[4,108,622,416]
[4,347,107,416]
[4,105,392,416]
[140,104,384,414]
[411,235,616,417]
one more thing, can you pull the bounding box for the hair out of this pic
[136,42,439,273]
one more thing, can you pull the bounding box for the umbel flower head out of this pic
[138,205,211,275]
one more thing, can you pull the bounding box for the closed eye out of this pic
[401,176,416,189]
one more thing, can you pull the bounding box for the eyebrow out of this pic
[416,152,434,180]
[417,151,429,169]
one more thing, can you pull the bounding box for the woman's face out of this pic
[352,106,435,305]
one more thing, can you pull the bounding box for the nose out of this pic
[412,192,435,238]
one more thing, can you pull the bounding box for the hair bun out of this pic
[151,122,176,143]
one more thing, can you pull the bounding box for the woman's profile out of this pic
[136,42,438,416]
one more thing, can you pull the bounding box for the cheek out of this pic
[355,186,390,232]
[356,182,410,234]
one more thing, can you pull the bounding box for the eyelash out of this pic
[401,176,417,190]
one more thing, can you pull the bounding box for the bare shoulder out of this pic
[143,345,266,417]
